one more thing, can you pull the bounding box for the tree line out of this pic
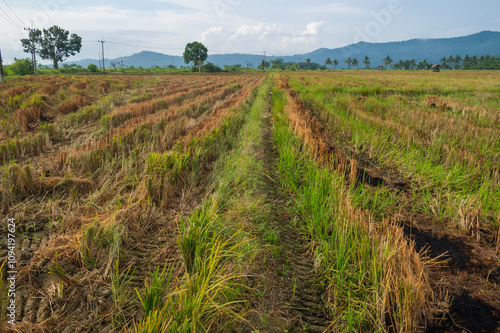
[3,24,500,76]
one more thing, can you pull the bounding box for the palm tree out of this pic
[305,58,311,70]
[441,57,448,69]
[344,57,352,69]
[333,59,339,69]
[447,55,454,69]
[454,55,462,69]
[352,58,359,69]
[409,59,417,70]
[324,57,332,69]
[383,55,393,69]
[362,56,370,69]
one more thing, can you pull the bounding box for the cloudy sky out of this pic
[1,0,499,64]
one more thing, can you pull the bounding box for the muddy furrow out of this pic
[247,97,330,333]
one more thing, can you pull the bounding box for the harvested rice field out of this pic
[0,71,499,332]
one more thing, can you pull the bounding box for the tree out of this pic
[87,63,98,73]
[363,56,370,69]
[305,58,311,70]
[447,55,454,69]
[454,55,462,69]
[409,59,417,70]
[440,57,448,69]
[9,58,34,75]
[203,62,222,72]
[418,59,431,70]
[271,58,285,70]
[258,60,270,70]
[183,41,208,72]
[344,57,352,69]
[333,59,339,69]
[383,55,393,69]
[352,58,359,69]
[324,57,332,69]
[21,25,82,70]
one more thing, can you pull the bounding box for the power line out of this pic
[3,0,27,26]
[0,4,23,29]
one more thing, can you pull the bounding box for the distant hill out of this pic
[64,31,500,69]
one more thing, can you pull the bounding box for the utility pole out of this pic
[98,40,105,72]
[263,51,266,71]
[24,22,37,75]
[0,49,5,84]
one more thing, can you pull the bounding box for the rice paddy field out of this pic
[0,71,499,332]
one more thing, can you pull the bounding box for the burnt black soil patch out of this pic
[402,225,471,268]
[428,292,500,333]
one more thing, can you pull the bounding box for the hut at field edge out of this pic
[431,64,441,72]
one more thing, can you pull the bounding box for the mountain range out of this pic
[64,31,500,69]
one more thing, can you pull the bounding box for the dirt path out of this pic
[244,96,330,333]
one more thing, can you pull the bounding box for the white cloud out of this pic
[229,22,280,39]
[201,21,327,55]
[201,26,223,42]
[302,21,325,36]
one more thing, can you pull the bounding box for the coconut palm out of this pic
[344,57,352,69]
[333,59,339,69]
[324,57,332,69]
[383,55,393,69]
[454,55,462,69]
[363,56,370,69]
[305,58,311,70]
[352,58,359,69]
[441,57,448,69]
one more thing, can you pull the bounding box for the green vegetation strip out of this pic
[271,83,433,332]
[135,79,273,332]
[288,74,500,231]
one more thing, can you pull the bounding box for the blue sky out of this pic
[1,0,499,64]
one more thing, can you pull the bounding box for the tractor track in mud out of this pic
[279,77,500,332]
[244,95,331,333]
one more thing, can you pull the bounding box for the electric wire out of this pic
[3,0,28,27]
[0,4,23,29]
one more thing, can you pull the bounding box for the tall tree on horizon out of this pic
[183,41,208,72]
[333,59,339,69]
[352,58,359,69]
[454,55,463,69]
[363,56,370,69]
[344,57,352,69]
[305,58,311,70]
[441,56,448,69]
[409,58,417,70]
[324,57,332,69]
[21,25,82,69]
[383,55,393,69]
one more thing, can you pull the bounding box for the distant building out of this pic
[431,64,441,72]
